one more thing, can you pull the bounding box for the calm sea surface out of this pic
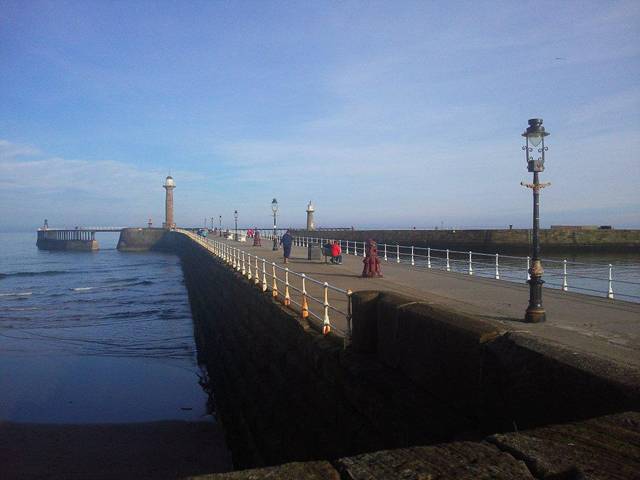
[0,232,213,424]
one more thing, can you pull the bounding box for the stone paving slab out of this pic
[336,441,534,480]
[184,461,339,480]
[488,411,640,479]
[208,236,640,368]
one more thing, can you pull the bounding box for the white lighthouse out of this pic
[163,176,176,229]
[306,200,315,231]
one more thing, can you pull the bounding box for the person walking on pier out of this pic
[280,230,293,264]
[253,228,262,247]
[362,239,383,277]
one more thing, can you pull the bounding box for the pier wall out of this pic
[292,228,640,254]
[171,233,640,470]
[116,228,170,251]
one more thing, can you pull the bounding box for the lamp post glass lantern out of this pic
[234,210,238,241]
[271,198,278,250]
[521,118,550,323]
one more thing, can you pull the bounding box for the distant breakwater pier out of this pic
[75,225,640,479]
[292,227,640,254]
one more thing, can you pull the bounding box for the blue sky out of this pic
[1,0,638,231]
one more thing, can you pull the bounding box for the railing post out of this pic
[345,289,353,349]
[446,249,450,271]
[346,240,350,255]
[322,282,331,336]
[236,248,241,271]
[562,259,568,292]
[468,251,473,275]
[261,259,267,292]
[427,247,431,269]
[271,262,278,298]
[241,251,246,276]
[495,253,500,280]
[254,257,260,285]
[353,240,357,256]
[396,244,400,263]
[527,256,531,281]
[301,274,309,319]
[608,264,614,299]
[232,248,237,269]
[384,243,388,262]
[284,268,291,306]
[363,241,366,258]
[411,246,415,266]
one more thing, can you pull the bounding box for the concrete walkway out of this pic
[208,236,640,368]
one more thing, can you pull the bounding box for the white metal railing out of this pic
[272,234,639,303]
[177,229,353,344]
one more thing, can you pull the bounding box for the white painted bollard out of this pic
[322,282,331,336]
[396,244,400,263]
[562,259,568,292]
[271,263,278,297]
[427,248,431,269]
[446,249,450,272]
[261,259,267,292]
[254,257,260,285]
[495,254,500,280]
[608,264,614,299]
[411,246,415,266]
[468,251,473,275]
[284,268,291,305]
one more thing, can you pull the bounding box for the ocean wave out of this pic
[0,270,69,279]
[0,291,33,297]
[71,287,94,292]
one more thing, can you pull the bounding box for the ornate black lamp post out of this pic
[271,198,279,250]
[521,118,551,323]
[234,210,238,241]
[219,215,222,236]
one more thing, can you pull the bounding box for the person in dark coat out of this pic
[253,228,261,246]
[362,239,383,277]
[280,230,293,264]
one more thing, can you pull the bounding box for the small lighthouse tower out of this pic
[163,176,176,229]
[306,200,315,231]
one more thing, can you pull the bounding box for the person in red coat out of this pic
[362,239,383,277]
[331,241,342,264]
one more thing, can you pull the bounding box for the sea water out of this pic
[0,232,214,424]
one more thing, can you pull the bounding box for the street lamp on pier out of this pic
[521,118,551,323]
[271,198,279,250]
[219,215,222,236]
[234,210,238,241]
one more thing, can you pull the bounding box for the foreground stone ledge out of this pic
[336,441,534,480]
[487,411,640,479]
[185,461,339,480]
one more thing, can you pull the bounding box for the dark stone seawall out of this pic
[168,233,640,471]
[291,229,640,254]
[116,228,171,251]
